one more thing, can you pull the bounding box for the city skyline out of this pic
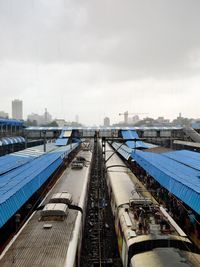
[0,1,200,125]
[1,99,200,125]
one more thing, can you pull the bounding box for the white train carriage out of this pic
[105,143,200,267]
[0,149,92,267]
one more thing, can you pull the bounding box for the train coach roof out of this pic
[131,150,200,214]
[108,171,140,207]
[131,248,200,267]
[108,172,133,206]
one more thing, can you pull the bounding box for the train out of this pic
[105,143,200,267]
[0,148,92,267]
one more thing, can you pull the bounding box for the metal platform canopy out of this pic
[0,136,25,146]
[0,119,24,127]
[0,143,79,228]
[111,141,158,161]
[131,150,200,214]
[111,142,133,160]
[163,150,200,171]
[121,130,150,149]
[55,130,72,146]
[0,145,57,176]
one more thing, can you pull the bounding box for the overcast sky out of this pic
[0,0,200,125]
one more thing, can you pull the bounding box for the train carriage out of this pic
[106,143,200,267]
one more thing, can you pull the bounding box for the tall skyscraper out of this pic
[12,99,23,120]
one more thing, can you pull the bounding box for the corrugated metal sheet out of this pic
[121,129,139,139]
[126,141,150,149]
[55,129,72,145]
[121,130,154,149]
[55,138,69,146]
[142,142,158,149]
[131,150,200,214]
[0,145,58,176]
[0,143,79,228]
[0,119,24,126]
[163,150,200,171]
[0,136,25,146]
[121,130,145,149]
[0,155,31,175]
[112,142,132,160]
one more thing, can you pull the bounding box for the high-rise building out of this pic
[103,117,110,126]
[12,99,23,120]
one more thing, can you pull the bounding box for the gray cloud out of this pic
[0,0,200,124]
[0,0,200,78]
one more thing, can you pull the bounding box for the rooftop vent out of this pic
[49,192,72,205]
[40,203,68,221]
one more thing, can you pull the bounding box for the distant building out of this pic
[12,99,23,120]
[132,115,140,124]
[104,117,110,127]
[27,109,52,126]
[27,113,43,125]
[0,111,9,119]
[156,117,170,124]
[55,119,67,127]
[44,108,52,124]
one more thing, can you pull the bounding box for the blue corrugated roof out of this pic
[55,138,68,146]
[121,129,139,139]
[0,136,25,146]
[131,150,200,214]
[0,155,32,176]
[142,142,158,149]
[163,150,200,171]
[192,122,200,128]
[121,130,145,148]
[0,143,79,227]
[55,129,72,146]
[0,119,24,127]
[121,130,155,149]
[111,142,132,160]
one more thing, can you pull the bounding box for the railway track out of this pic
[81,140,122,267]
